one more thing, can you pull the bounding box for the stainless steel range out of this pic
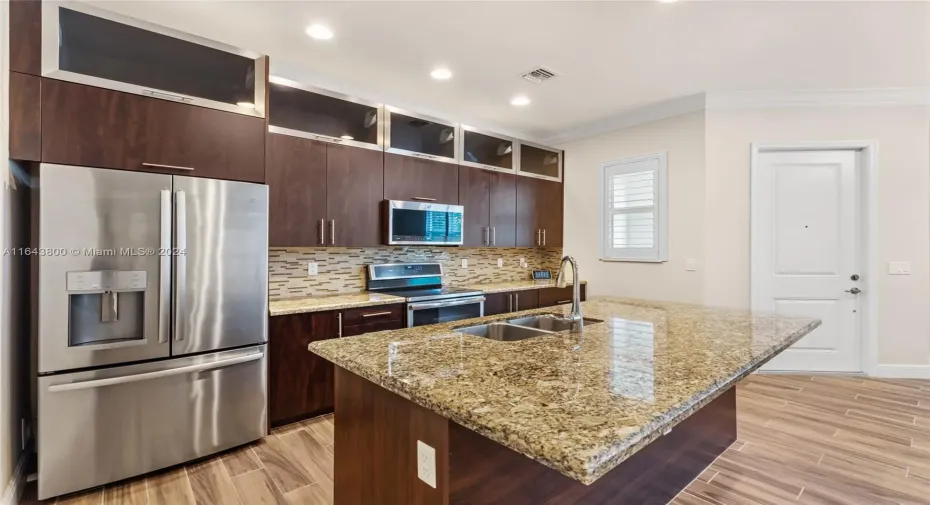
[366,263,484,327]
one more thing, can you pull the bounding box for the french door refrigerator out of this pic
[35,163,269,500]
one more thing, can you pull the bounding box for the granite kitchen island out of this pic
[309,297,820,505]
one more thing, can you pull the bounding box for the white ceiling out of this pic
[91,0,930,142]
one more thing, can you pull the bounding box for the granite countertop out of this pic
[309,296,819,484]
[269,280,586,316]
[268,292,405,316]
[459,279,587,294]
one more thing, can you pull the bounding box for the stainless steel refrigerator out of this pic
[35,163,269,500]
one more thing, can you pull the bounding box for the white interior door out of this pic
[752,150,861,372]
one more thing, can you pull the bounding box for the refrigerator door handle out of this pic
[174,190,187,342]
[159,189,172,344]
[47,352,264,393]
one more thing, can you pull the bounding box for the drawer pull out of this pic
[412,197,437,202]
[361,311,393,318]
[556,300,572,304]
[143,163,195,171]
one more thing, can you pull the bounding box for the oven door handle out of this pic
[408,296,486,311]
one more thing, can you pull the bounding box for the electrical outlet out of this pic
[520,257,527,268]
[888,261,911,275]
[685,259,698,272]
[307,262,318,276]
[497,258,503,268]
[461,258,468,269]
[417,440,437,488]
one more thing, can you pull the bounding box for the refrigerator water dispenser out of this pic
[67,271,147,347]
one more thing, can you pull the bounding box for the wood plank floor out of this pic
[23,375,930,505]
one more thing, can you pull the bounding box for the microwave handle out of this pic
[408,296,486,311]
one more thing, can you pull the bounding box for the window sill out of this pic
[598,257,667,263]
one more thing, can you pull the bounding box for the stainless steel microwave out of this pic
[383,200,464,245]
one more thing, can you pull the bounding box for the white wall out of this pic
[0,0,12,498]
[561,111,706,304]
[704,105,930,366]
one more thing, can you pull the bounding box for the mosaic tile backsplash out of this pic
[269,247,564,299]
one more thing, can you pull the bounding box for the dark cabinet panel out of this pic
[327,144,384,247]
[458,166,491,247]
[269,81,380,147]
[269,312,340,426]
[513,290,539,311]
[342,304,405,328]
[10,0,41,75]
[484,292,512,316]
[41,79,265,182]
[387,110,456,160]
[462,129,513,170]
[537,179,564,247]
[265,133,327,247]
[538,285,586,308]
[489,172,516,247]
[384,153,458,205]
[516,176,542,247]
[9,72,41,161]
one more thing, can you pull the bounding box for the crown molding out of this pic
[545,88,930,146]
[544,93,706,145]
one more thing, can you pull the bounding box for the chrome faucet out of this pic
[555,255,583,333]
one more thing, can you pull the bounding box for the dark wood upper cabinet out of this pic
[489,172,517,247]
[327,144,384,247]
[10,0,41,75]
[42,2,266,117]
[9,72,41,162]
[460,127,513,171]
[41,79,265,183]
[537,179,564,247]
[266,133,327,247]
[268,78,381,149]
[516,176,562,247]
[384,153,458,205]
[269,311,340,426]
[385,108,457,162]
[458,166,491,247]
[518,143,562,181]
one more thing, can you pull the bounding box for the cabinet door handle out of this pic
[543,229,547,246]
[508,293,513,312]
[515,293,519,310]
[411,153,438,160]
[536,229,541,246]
[330,219,336,245]
[483,227,489,245]
[337,313,343,338]
[361,311,393,318]
[412,197,437,202]
[142,89,192,103]
[143,162,195,171]
[491,227,496,245]
[556,300,571,304]
[319,219,325,245]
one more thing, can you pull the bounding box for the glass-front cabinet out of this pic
[268,77,383,150]
[518,141,562,181]
[385,107,458,164]
[459,126,514,172]
[41,1,266,117]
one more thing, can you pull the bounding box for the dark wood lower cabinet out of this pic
[484,287,586,317]
[268,304,405,427]
[538,284,587,307]
[484,292,512,316]
[513,289,539,311]
[334,366,736,505]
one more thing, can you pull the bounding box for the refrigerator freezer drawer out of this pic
[38,345,267,500]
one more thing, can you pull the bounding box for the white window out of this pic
[600,152,668,262]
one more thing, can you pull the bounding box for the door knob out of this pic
[845,287,861,294]
[850,274,860,281]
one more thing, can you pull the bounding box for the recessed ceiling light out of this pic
[430,68,452,80]
[236,101,255,108]
[306,24,333,40]
[510,95,531,107]
[658,0,679,3]
[340,135,354,140]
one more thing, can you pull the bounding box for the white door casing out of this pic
[752,150,862,372]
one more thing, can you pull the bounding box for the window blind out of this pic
[601,154,667,261]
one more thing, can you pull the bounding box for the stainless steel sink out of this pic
[454,323,554,342]
[506,314,603,332]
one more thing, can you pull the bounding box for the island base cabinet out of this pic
[334,366,736,505]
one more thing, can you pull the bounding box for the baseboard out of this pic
[869,364,930,379]
[0,452,29,505]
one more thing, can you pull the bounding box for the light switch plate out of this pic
[307,262,318,276]
[461,258,468,269]
[497,258,503,268]
[888,261,911,275]
[416,440,437,488]
[685,259,698,272]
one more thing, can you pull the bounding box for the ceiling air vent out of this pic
[521,67,557,84]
